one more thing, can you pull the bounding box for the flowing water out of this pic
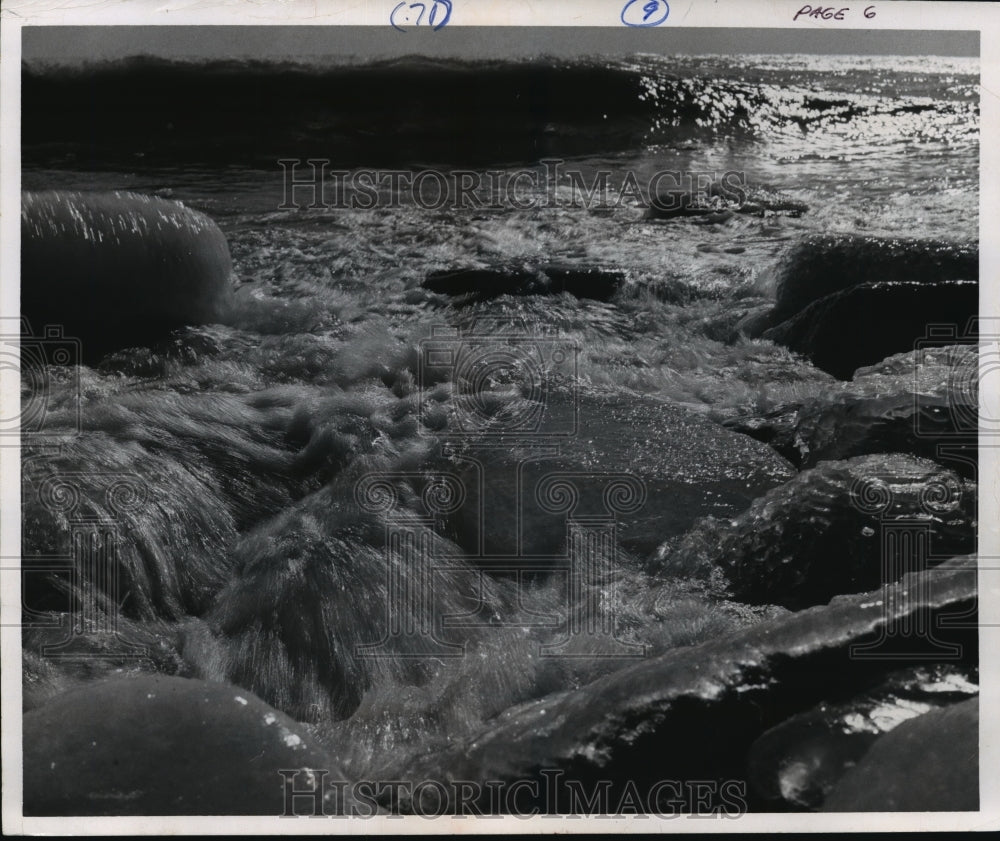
[21,52,979,786]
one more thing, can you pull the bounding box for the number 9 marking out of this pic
[621,0,669,27]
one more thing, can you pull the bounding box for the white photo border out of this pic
[1,0,997,834]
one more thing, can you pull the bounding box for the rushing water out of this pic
[21,52,979,793]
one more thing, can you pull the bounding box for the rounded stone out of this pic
[21,190,234,358]
[23,674,350,816]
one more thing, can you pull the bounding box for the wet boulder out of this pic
[770,235,977,325]
[423,263,625,302]
[21,190,235,359]
[541,263,627,299]
[389,562,976,814]
[657,454,976,610]
[197,482,513,721]
[723,344,978,478]
[644,181,807,221]
[436,389,795,560]
[21,389,299,622]
[822,697,978,812]
[23,674,352,816]
[729,303,780,340]
[747,663,979,810]
[761,279,978,379]
[753,235,979,379]
[423,265,544,298]
[644,188,722,220]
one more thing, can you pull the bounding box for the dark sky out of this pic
[22,26,979,63]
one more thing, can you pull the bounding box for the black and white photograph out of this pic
[1,0,995,832]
